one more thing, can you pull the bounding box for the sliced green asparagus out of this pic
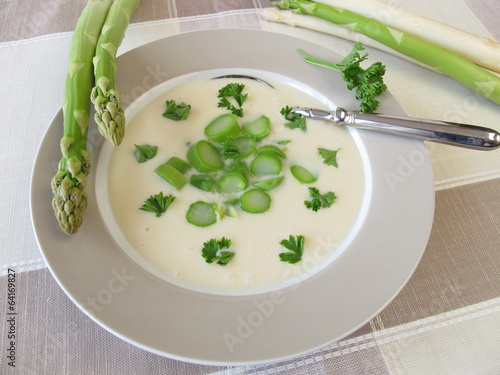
[187,140,224,172]
[216,172,249,194]
[240,189,272,213]
[91,0,140,146]
[290,165,317,183]
[253,176,284,191]
[51,0,112,235]
[250,155,282,176]
[242,115,271,140]
[272,0,500,105]
[231,136,257,159]
[256,144,286,159]
[186,201,220,227]
[165,156,191,174]
[154,164,188,191]
[204,113,240,142]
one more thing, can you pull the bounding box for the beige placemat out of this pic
[1,0,499,373]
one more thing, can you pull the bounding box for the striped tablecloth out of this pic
[1,0,499,373]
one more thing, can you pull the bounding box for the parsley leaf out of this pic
[281,105,307,131]
[219,137,243,159]
[202,237,235,266]
[279,235,305,264]
[298,43,387,114]
[318,147,340,168]
[225,160,249,174]
[134,144,158,163]
[215,251,235,265]
[140,192,175,217]
[304,187,337,212]
[162,100,191,120]
[277,140,291,145]
[217,83,248,117]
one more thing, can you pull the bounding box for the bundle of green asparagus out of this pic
[51,0,139,235]
[263,0,500,106]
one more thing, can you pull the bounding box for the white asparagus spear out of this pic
[314,0,500,73]
[261,8,431,70]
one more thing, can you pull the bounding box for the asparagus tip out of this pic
[51,171,88,235]
[91,85,125,146]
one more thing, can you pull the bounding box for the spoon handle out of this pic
[293,107,500,150]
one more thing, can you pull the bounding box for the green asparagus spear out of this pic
[91,0,140,146]
[272,0,500,106]
[51,0,112,235]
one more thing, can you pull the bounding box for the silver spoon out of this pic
[292,107,500,150]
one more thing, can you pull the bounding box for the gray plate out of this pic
[30,29,434,366]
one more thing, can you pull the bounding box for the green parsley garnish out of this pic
[318,147,340,168]
[298,43,387,114]
[225,160,249,174]
[281,105,307,131]
[140,192,175,217]
[304,187,337,212]
[201,237,235,266]
[279,235,305,264]
[162,99,191,121]
[219,137,243,159]
[217,83,248,117]
[134,144,158,163]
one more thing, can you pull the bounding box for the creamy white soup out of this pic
[101,73,366,295]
